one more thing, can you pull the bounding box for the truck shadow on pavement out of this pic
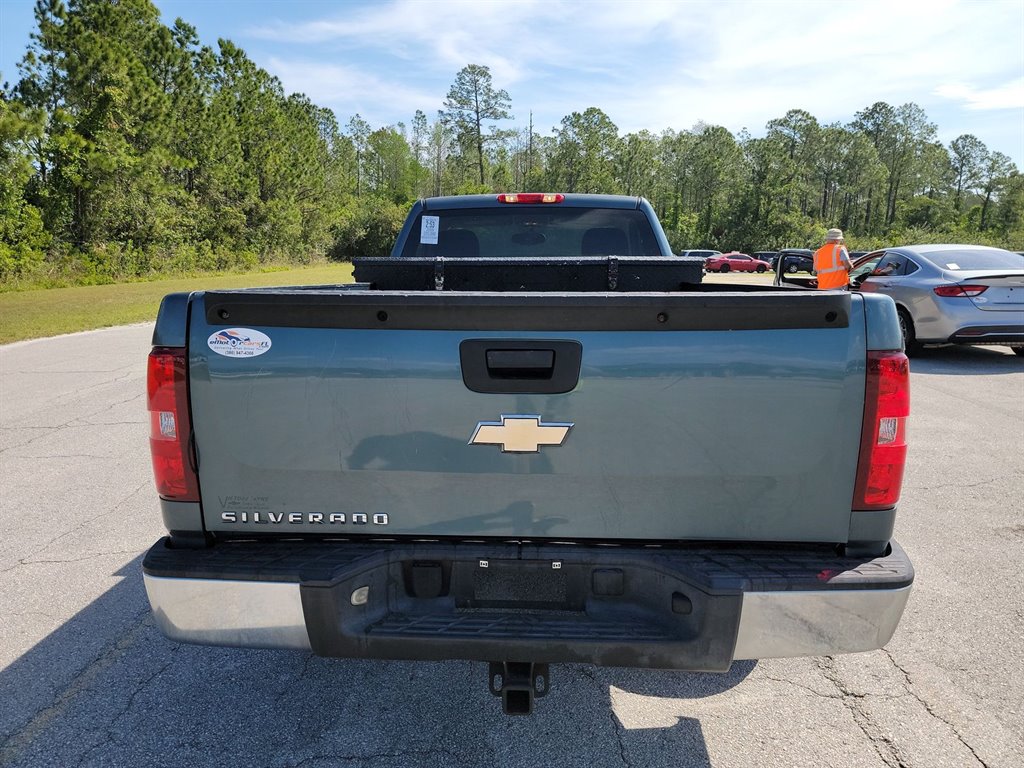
[909,345,1023,375]
[0,556,753,768]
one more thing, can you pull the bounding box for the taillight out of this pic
[496,193,564,204]
[933,284,988,297]
[852,351,909,510]
[147,347,199,501]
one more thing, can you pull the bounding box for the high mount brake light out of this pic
[147,347,200,501]
[496,193,565,204]
[852,351,910,510]
[933,284,988,297]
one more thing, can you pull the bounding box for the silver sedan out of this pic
[849,244,1024,355]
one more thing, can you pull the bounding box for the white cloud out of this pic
[248,0,560,78]
[935,79,1024,111]
[262,58,442,126]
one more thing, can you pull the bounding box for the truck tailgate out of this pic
[187,290,866,543]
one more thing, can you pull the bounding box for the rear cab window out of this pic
[399,207,663,258]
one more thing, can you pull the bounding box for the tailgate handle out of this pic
[461,340,582,394]
[485,349,555,378]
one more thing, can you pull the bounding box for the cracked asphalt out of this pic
[1,324,1022,767]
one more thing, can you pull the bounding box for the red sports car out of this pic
[705,252,772,273]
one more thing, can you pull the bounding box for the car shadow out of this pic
[910,345,1022,375]
[0,556,754,768]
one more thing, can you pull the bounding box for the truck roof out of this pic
[420,193,644,210]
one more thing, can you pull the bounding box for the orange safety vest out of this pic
[814,242,850,290]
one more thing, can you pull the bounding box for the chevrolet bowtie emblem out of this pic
[469,415,573,453]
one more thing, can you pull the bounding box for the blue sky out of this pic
[2,0,1022,167]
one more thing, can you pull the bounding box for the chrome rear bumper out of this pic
[143,538,913,665]
[144,574,311,650]
[733,585,912,659]
[144,572,912,661]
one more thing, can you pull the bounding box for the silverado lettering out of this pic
[220,512,389,525]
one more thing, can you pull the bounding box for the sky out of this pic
[1,0,1022,168]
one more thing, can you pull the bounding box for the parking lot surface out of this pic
[1,323,1022,767]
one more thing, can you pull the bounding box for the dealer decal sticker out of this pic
[207,328,272,358]
[420,215,439,245]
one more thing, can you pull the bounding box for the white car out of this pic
[849,244,1024,355]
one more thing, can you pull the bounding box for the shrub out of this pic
[330,197,407,260]
[0,201,50,280]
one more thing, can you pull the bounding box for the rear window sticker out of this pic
[421,215,439,245]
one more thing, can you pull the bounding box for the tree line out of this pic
[1,0,1021,287]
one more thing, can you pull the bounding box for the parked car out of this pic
[777,248,815,274]
[849,244,1024,355]
[678,249,721,260]
[752,251,778,267]
[705,251,772,273]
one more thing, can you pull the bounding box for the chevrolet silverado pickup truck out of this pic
[143,193,913,715]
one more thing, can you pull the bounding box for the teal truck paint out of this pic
[143,194,914,715]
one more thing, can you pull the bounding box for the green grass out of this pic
[0,263,354,345]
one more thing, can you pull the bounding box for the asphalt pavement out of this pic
[1,323,1022,768]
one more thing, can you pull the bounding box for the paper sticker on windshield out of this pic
[946,263,961,270]
[207,328,272,358]
[421,215,439,245]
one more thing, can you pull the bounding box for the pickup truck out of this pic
[143,193,914,715]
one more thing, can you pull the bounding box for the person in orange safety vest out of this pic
[813,228,854,290]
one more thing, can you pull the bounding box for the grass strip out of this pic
[0,264,354,345]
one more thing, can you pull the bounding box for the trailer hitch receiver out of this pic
[488,662,550,715]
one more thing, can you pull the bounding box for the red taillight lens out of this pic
[496,193,564,204]
[147,347,199,501]
[933,284,988,297]
[853,351,910,510]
